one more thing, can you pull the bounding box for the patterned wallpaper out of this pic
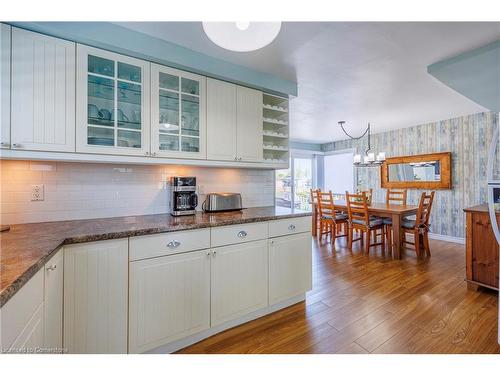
[322,111,499,239]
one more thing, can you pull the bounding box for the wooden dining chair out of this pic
[317,190,348,243]
[402,191,435,257]
[345,191,385,254]
[383,189,408,251]
[310,188,321,236]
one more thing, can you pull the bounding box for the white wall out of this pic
[0,161,275,224]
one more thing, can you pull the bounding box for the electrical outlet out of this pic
[31,184,44,201]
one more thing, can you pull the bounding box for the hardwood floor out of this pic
[177,236,499,354]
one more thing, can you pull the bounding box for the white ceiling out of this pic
[117,22,500,144]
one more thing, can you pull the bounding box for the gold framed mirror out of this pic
[380,152,452,189]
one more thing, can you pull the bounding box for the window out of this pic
[276,155,316,210]
[323,151,354,199]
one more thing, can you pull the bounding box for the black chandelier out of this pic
[338,121,386,166]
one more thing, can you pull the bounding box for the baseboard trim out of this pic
[428,232,465,244]
[144,293,306,354]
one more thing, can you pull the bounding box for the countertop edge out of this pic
[0,211,312,308]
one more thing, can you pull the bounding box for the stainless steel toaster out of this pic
[202,193,243,212]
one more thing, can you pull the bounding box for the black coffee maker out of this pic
[170,177,198,216]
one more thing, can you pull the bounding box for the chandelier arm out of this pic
[339,122,370,141]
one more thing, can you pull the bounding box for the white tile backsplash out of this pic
[0,161,275,224]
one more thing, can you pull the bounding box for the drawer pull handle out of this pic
[237,230,248,238]
[288,224,296,230]
[167,240,181,248]
[46,265,57,271]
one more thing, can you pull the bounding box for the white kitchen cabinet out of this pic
[0,23,10,149]
[76,45,150,156]
[43,249,63,352]
[206,78,237,161]
[10,27,76,152]
[236,86,263,162]
[269,232,312,305]
[129,249,211,353]
[151,63,206,159]
[211,240,269,326]
[63,238,128,354]
[9,303,45,353]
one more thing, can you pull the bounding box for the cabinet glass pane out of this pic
[117,81,142,130]
[159,72,179,91]
[88,126,114,146]
[181,94,199,137]
[159,134,179,151]
[159,90,179,134]
[118,130,141,148]
[181,136,199,153]
[88,55,114,77]
[88,75,114,127]
[181,77,199,95]
[118,62,141,83]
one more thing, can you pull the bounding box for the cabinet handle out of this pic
[167,240,181,248]
[206,251,211,257]
[288,224,296,231]
[0,142,9,147]
[212,250,217,257]
[145,151,150,156]
[12,143,22,148]
[46,264,57,271]
[237,230,248,238]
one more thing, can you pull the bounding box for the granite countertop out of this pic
[463,203,497,213]
[0,206,311,307]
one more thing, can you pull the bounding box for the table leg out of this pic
[312,203,317,237]
[392,213,402,259]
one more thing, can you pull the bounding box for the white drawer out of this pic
[269,216,311,238]
[129,228,211,261]
[211,222,269,248]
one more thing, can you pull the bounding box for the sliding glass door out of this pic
[276,155,315,210]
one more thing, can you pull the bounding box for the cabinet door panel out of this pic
[0,23,10,149]
[9,302,44,353]
[63,238,128,354]
[211,240,269,326]
[11,27,75,152]
[471,212,499,288]
[129,249,210,353]
[269,233,312,304]
[43,249,63,351]
[206,78,237,161]
[236,86,263,162]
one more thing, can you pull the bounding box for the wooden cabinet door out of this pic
[43,249,63,351]
[151,63,206,160]
[236,86,263,162]
[269,233,312,304]
[471,212,499,288]
[0,23,10,149]
[76,45,150,156]
[206,78,237,161]
[11,27,76,152]
[211,240,269,326]
[129,249,211,353]
[63,238,128,353]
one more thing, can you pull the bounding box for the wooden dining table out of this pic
[312,201,419,259]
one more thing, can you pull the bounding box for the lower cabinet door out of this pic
[43,249,63,352]
[63,238,128,354]
[269,233,312,305]
[9,302,44,353]
[211,240,269,326]
[129,249,211,353]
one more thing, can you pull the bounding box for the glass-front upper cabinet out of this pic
[76,45,150,156]
[150,63,206,159]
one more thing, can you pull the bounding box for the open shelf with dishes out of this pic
[262,93,289,165]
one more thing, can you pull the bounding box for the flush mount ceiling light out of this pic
[202,22,281,52]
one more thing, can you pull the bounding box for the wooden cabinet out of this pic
[129,249,211,353]
[236,86,263,162]
[211,240,269,326]
[0,23,10,149]
[76,45,150,156]
[206,78,237,161]
[11,27,76,152]
[465,205,499,291]
[269,233,312,304]
[43,249,63,351]
[150,63,206,159]
[63,238,128,353]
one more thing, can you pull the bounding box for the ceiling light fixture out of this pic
[338,121,386,167]
[202,22,281,52]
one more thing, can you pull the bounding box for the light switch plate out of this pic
[31,184,44,201]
